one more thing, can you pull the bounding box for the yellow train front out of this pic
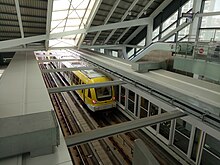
[61,61,116,111]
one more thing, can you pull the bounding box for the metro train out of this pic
[60,59,116,112]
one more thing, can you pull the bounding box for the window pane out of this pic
[114,86,119,101]
[178,25,190,41]
[173,119,191,154]
[120,86,125,106]
[165,35,175,42]
[175,118,192,138]
[95,87,112,101]
[201,149,220,165]
[152,27,159,39]
[149,103,158,130]
[138,39,145,46]
[191,128,202,161]
[174,130,189,154]
[128,99,134,113]
[201,16,220,28]
[159,109,171,140]
[128,49,134,57]
[128,90,135,101]
[140,107,148,118]
[181,0,193,14]
[203,0,220,12]
[204,134,220,158]
[162,11,178,31]
[161,23,177,38]
[141,97,148,110]
[199,29,216,41]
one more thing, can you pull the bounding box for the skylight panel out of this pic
[49,0,100,48]
[52,11,68,21]
[53,0,70,11]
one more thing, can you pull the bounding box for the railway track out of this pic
[40,62,181,165]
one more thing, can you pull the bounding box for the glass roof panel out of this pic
[52,11,68,21]
[53,0,70,11]
[50,0,99,48]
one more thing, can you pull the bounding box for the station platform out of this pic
[0,52,72,165]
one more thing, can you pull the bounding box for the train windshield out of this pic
[95,86,112,101]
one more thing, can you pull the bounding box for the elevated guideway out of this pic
[129,42,176,62]
[70,48,220,130]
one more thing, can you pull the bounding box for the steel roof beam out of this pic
[91,0,121,45]
[118,0,155,44]
[14,0,25,48]
[45,0,53,50]
[50,17,150,39]
[41,67,95,73]
[104,0,140,44]
[0,35,46,50]
[0,17,150,50]
[66,110,185,146]
[48,80,125,93]
[121,0,172,44]
[0,46,45,52]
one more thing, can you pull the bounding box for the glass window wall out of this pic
[120,86,125,106]
[173,119,192,154]
[149,103,159,130]
[128,90,135,113]
[159,109,171,140]
[140,97,149,118]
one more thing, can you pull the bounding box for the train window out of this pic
[159,109,171,140]
[149,103,159,130]
[174,118,192,154]
[201,134,220,165]
[95,86,112,101]
[88,89,91,98]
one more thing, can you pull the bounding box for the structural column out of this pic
[188,0,202,42]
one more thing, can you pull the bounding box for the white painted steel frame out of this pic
[41,67,95,73]
[14,0,24,48]
[91,0,121,45]
[48,80,125,93]
[66,110,185,146]
[104,0,140,44]
[45,0,54,50]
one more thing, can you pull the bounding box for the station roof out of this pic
[0,0,167,51]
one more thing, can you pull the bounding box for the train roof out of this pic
[62,61,105,79]
[81,70,105,79]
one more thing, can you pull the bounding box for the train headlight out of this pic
[92,100,97,104]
